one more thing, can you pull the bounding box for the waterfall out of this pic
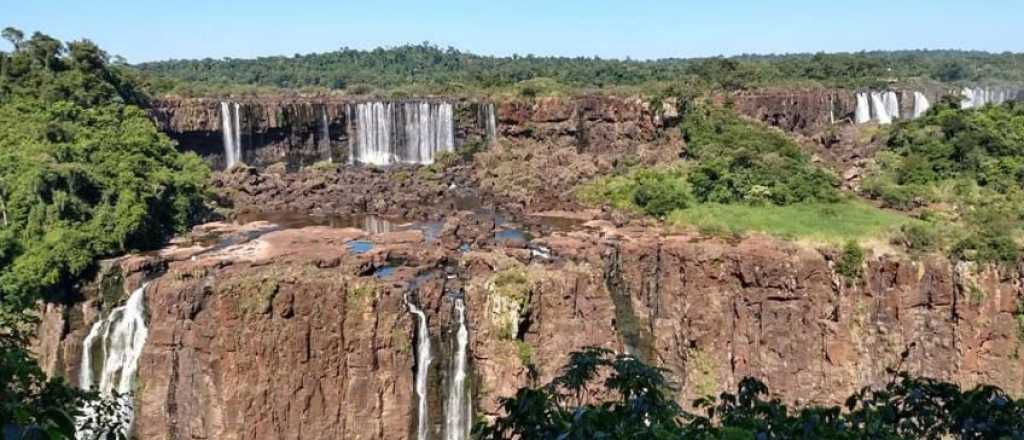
[479,103,497,142]
[407,296,433,440]
[362,216,394,234]
[220,102,243,168]
[319,106,332,162]
[961,87,1015,109]
[444,298,471,440]
[77,284,149,439]
[882,91,900,120]
[349,101,455,166]
[912,92,931,118]
[869,92,892,125]
[854,93,871,124]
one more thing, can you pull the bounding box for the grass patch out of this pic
[515,341,535,366]
[667,200,914,245]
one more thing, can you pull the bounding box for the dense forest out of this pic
[0,28,210,439]
[135,44,1024,97]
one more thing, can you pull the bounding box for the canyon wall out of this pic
[150,95,670,171]
[153,86,1021,171]
[33,217,1024,439]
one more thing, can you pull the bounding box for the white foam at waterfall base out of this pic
[77,284,149,439]
[407,296,433,440]
[854,93,871,124]
[444,298,471,440]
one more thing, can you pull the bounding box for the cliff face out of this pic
[150,96,669,171]
[26,88,1024,439]
[724,89,855,134]
[33,215,1024,439]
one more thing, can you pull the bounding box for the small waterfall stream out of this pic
[444,298,471,440]
[479,103,498,143]
[220,102,243,168]
[407,295,433,440]
[319,106,332,162]
[77,284,150,439]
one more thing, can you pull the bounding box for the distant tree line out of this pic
[132,43,1024,97]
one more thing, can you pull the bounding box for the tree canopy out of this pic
[134,44,1024,97]
[0,27,210,439]
[476,347,1024,439]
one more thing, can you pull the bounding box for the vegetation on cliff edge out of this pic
[862,99,1024,263]
[1,27,211,438]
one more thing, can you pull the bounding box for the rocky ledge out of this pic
[32,210,1024,439]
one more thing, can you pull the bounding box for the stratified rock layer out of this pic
[34,217,1024,440]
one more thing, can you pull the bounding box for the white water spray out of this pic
[444,298,471,440]
[77,284,149,439]
[407,296,433,440]
[220,102,242,168]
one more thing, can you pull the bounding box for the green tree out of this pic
[0,28,210,439]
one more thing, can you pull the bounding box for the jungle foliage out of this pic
[862,100,1024,263]
[475,347,1024,439]
[134,44,1024,97]
[1,27,210,439]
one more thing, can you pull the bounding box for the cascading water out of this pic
[913,92,931,118]
[349,101,455,166]
[77,284,150,439]
[961,87,1020,109]
[220,102,243,168]
[854,93,871,124]
[319,106,332,161]
[363,216,394,234]
[869,92,892,125]
[882,91,900,120]
[479,103,498,143]
[444,298,471,440]
[407,295,433,440]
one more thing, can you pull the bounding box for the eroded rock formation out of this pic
[32,212,1024,439]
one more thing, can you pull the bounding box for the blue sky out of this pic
[4,0,1022,63]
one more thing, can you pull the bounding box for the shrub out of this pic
[631,169,691,217]
[836,240,865,279]
[681,103,839,205]
[952,228,1019,264]
[893,223,940,253]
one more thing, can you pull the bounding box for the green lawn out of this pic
[667,200,915,245]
